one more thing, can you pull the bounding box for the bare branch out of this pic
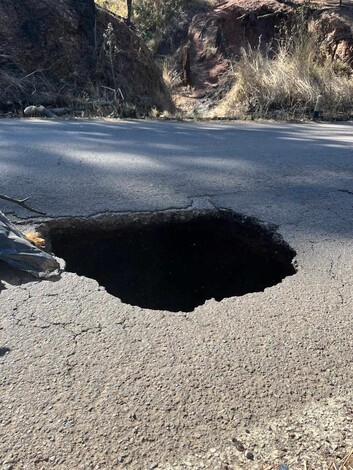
[0,194,46,215]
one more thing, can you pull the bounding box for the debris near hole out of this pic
[25,232,45,248]
[0,212,63,279]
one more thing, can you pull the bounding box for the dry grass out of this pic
[160,56,180,89]
[329,450,353,470]
[0,63,62,114]
[212,33,353,120]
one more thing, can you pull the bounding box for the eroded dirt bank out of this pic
[0,0,173,115]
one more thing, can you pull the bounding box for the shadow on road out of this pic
[1,119,353,238]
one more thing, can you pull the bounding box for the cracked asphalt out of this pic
[0,119,353,469]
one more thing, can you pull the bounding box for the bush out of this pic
[98,0,211,54]
[135,0,187,45]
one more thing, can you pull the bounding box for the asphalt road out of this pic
[0,119,353,469]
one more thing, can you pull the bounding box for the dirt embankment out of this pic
[0,0,173,115]
[170,0,353,115]
[1,0,352,118]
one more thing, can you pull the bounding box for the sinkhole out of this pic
[44,210,297,312]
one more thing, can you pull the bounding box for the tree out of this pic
[127,0,132,24]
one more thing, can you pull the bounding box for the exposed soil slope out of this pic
[0,0,173,115]
[172,0,353,116]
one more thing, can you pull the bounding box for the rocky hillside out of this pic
[0,0,173,115]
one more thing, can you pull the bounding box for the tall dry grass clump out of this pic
[213,26,353,120]
[160,56,180,89]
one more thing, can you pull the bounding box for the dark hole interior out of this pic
[47,211,296,312]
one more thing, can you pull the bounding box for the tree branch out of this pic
[0,194,46,215]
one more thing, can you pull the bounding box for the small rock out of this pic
[279,465,290,470]
[244,450,254,460]
[221,463,230,470]
[231,437,245,452]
